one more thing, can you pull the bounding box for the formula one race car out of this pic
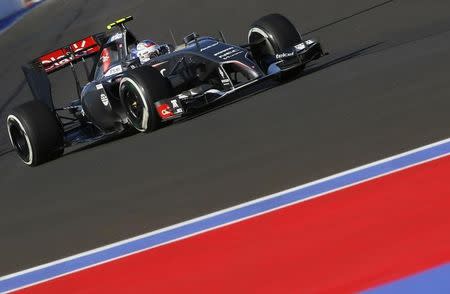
[6,14,325,166]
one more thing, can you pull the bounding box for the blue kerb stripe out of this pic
[1,140,450,292]
[0,2,43,34]
[363,263,450,294]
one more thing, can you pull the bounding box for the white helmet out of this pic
[136,40,160,63]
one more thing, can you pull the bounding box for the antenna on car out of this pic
[169,29,178,47]
[219,31,227,43]
[106,16,133,30]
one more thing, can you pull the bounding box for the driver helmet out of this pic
[135,40,160,63]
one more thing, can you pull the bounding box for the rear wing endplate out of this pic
[22,64,55,111]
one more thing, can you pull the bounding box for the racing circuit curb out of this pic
[0,0,45,34]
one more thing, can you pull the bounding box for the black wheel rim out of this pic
[123,83,144,122]
[122,82,148,132]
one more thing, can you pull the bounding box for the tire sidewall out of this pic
[120,67,173,133]
[7,114,35,165]
[7,101,64,166]
[120,76,152,132]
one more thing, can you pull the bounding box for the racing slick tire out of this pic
[6,100,64,166]
[119,66,173,133]
[248,13,303,78]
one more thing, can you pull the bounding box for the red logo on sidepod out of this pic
[157,104,173,119]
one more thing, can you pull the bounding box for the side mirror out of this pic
[183,32,200,45]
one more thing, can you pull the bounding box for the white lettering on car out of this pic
[171,100,179,109]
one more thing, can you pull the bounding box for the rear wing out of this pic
[23,33,107,111]
[33,34,105,73]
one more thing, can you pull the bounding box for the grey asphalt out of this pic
[1,0,450,276]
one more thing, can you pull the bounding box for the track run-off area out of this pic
[1,0,450,292]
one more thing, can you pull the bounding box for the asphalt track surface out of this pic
[0,0,450,276]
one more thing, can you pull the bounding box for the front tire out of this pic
[248,14,303,77]
[7,101,64,166]
[119,66,173,133]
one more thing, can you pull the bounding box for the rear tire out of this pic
[248,14,303,77]
[7,101,64,166]
[119,66,173,133]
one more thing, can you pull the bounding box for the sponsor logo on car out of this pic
[104,65,123,77]
[275,52,295,59]
[110,32,123,42]
[157,104,173,119]
[100,93,109,106]
[39,36,100,73]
